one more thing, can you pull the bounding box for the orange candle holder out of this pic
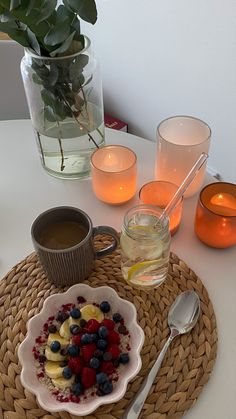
[139,181,183,235]
[194,182,236,248]
[90,145,137,205]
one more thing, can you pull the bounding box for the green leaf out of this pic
[0,22,30,46]
[0,11,16,22]
[50,30,75,57]
[62,0,74,13]
[47,63,58,86]
[32,72,42,84]
[26,0,36,16]
[36,0,57,24]
[56,4,74,23]
[44,106,57,122]
[66,0,97,24]
[44,19,70,46]
[27,27,41,55]
[69,53,89,78]
[10,0,21,11]
[41,89,57,108]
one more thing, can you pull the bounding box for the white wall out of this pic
[83,0,236,182]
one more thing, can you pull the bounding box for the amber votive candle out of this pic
[195,182,236,248]
[139,180,183,235]
[90,145,137,204]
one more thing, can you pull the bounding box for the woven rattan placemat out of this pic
[0,245,217,419]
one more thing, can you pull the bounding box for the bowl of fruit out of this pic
[18,284,145,415]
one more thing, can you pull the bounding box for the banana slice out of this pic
[45,361,64,379]
[59,318,71,340]
[52,375,75,390]
[45,346,65,362]
[80,304,104,322]
[47,332,69,348]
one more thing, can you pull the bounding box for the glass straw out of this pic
[159,152,209,223]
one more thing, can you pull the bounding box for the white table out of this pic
[0,120,235,419]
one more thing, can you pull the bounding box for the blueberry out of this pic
[97,388,105,397]
[38,355,46,363]
[67,344,79,357]
[90,333,98,343]
[81,333,92,345]
[100,301,110,313]
[59,360,68,367]
[70,324,81,335]
[72,382,84,396]
[98,326,109,339]
[96,372,109,385]
[101,380,113,394]
[79,319,87,328]
[70,307,81,319]
[48,324,57,333]
[113,359,120,368]
[89,357,100,369]
[103,352,112,361]
[60,347,68,356]
[113,312,123,323]
[50,340,61,353]
[119,353,130,364]
[57,311,69,323]
[97,339,107,350]
[62,367,73,379]
[94,349,104,359]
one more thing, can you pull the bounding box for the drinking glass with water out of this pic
[120,205,171,289]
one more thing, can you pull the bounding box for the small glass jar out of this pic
[120,205,171,289]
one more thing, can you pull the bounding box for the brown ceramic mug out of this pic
[31,206,119,286]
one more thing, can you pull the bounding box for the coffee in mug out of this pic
[31,206,119,286]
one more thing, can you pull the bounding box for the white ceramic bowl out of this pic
[18,284,145,416]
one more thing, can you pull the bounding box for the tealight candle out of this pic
[90,145,137,204]
[139,181,183,235]
[194,182,236,248]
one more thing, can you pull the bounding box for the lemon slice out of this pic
[52,375,75,390]
[80,304,104,322]
[45,361,64,379]
[45,346,65,362]
[127,259,161,281]
[47,332,69,348]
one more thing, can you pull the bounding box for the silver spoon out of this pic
[123,290,200,419]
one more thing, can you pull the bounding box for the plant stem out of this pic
[36,130,46,166]
[56,121,65,171]
[58,87,99,149]
[79,81,104,141]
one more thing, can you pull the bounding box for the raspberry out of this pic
[107,330,120,345]
[81,367,96,389]
[72,335,82,345]
[101,319,115,330]
[107,344,120,359]
[100,361,115,376]
[82,343,97,363]
[86,319,100,333]
[68,357,84,374]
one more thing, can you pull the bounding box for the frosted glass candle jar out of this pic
[155,116,211,197]
[91,145,137,204]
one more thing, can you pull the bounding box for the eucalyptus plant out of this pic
[0,1,102,171]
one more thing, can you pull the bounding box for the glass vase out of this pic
[21,37,105,179]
